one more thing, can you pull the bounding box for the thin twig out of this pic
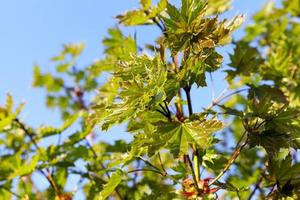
[145,10,166,34]
[152,16,167,35]
[14,119,61,195]
[132,160,141,185]
[209,136,248,187]
[69,85,123,199]
[235,131,247,149]
[160,103,172,120]
[248,176,263,200]
[137,156,166,175]
[127,168,166,176]
[153,18,165,33]
[38,170,60,195]
[157,103,172,120]
[85,139,109,177]
[85,138,123,199]
[0,185,22,199]
[14,119,41,154]
[205,88,249,112]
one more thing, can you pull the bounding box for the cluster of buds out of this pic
[178,178,219,199]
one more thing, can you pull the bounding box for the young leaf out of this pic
[8,155,39,180]
[37,112,80,138]
[98,169,123,199]
[140,0,151,10]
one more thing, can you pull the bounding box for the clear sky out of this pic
[0,0,278,199]
[0,0,274,138]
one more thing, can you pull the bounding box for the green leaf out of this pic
[140,0,151,10]
[37,112,80,138]
[268,154,300,188]
[0,182,13,199]
[63,42,85,57]
[64,125,93,145]
[248,129,291,156]
[56,62,72,73]
[0,115,14,132]
[247,85,287,104]
[162,0,243,55]
[182,118,224,150]
[132,117,224,157]
[98,170,123,199]
[206,0,232,15]
[33,66,64,92]
[117,0,166,26]
[227,41,263,80]
[101,55,168,130]
[51,53,65,62]
[5,94,13,114]
[218,104,243,117]
[116,10,151,26]
[8,155,39,180]
[0,95,25,132]
[156,0,168,13]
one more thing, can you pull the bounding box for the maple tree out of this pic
[1,0,300,199]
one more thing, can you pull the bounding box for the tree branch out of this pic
[14,119,61,195]
[38,170,60,195]
[248,176,263,200]
[67,82,123,199]
[127,168,166,176]
[84,138,123,199]
[14,119,40,153]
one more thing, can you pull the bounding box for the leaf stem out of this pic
[184,85,193,116]
[137,156,166,175]
[156,108,169,118]
[205,88,249,112]
[193,148,201,182]
[158,152,167,174]
[146,10,166,34]
[132,160,141,186]
[248,176,263,200]
[183,85,202,183]
[164,101,172,117]
[157,103,172,120]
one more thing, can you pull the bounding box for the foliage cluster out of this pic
[0,0,300,199]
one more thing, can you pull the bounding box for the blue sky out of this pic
[0,0,277,199]
[0,0,272,138]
